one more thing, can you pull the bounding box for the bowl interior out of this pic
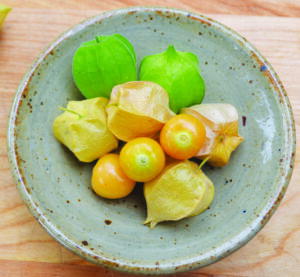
[7,7,295,274]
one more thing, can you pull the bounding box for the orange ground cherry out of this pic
[91,153,136,199]
[160,114,206,160]
[119,137,165,182]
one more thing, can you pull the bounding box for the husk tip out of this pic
[143,218,157,229]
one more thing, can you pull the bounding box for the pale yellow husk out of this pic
[144,160,214,229]
[53,97,118,162]
[0,4,11,29]
[106,81,175,141]
[181,103,243,167]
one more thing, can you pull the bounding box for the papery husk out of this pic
[106,81,175,141]
[144,160,214,229]
[0,4,11,29]
[53,97,118,162]
[181,103,243,167]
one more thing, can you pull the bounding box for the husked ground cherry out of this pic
[160,114,206,160]
[91,153,136,199]
[119,137,165,182]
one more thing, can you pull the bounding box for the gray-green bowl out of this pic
[7,7,296,275]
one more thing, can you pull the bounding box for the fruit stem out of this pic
[59,106,83,119]
[166,45,177,58]
[198,156,210,170]
[106,103,118,109]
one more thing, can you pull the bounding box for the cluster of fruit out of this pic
[53,34,243,228]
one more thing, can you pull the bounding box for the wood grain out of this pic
[1,0,300,17]
[0,7,300,277]
[0,260,242,277]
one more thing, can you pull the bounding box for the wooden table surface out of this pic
[0,1,299,276]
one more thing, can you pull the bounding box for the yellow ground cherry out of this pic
[160,114,206,160]
[91,153,136,199]
[119,137,165,182]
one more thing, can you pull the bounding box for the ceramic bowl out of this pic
[7,7,295,275]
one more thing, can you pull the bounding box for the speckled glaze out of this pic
[7,7,296,275]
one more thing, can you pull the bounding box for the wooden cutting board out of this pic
[0,8,299,277]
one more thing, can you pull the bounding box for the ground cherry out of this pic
[119,137,165,182]
[91,153,136,199]
[160,114,206,160]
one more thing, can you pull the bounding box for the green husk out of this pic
[73,34,137,99]
[139,45,205,113]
